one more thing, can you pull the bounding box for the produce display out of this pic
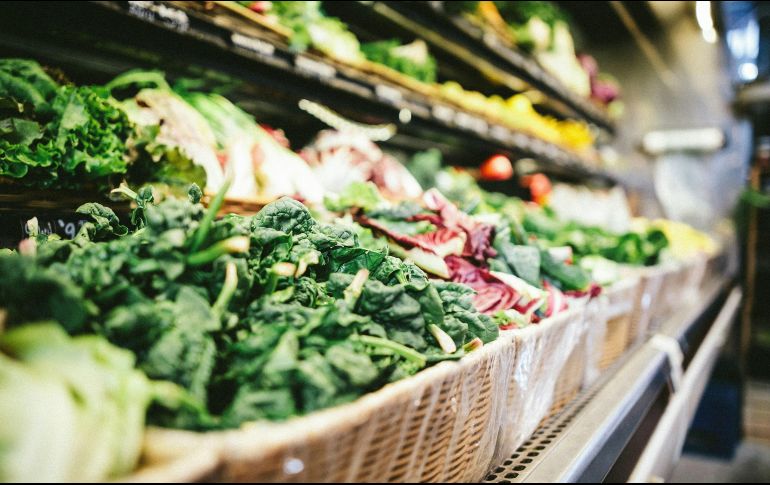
[236,1,364,64]
[410,162,672,278]
[222,1,602,154]
[446,1,622,111]
[324,178,606,329]
[0,179,500,470]
[0,60,140,190]
[300,129,424,201]
[1,61,324,202]
[0,323,181,482]
[437,82,596,152]
[361,39,438,84]
[0,2,724,482]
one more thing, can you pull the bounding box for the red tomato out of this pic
[480,154,513,181]
[521,173,552,205]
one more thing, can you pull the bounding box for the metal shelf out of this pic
[0,1,617,187]
[325,1,615,133]
[485,278,740,483]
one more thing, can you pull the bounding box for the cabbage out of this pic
[0,323,168,482]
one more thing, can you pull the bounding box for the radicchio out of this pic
[357,215,438,254]
[445,256,520,314]
[422,189,497,263]
[301,130,423,200]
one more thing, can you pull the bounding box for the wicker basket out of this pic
[598,277,639,370]
[546,333,586,420]
[492,308,585,466]
[201,333,517,483]
[547,302,590,418]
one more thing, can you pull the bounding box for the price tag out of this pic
[231,33,275,56]
[455,112,488,135]
[20,217,86,240]
[483,31,500,48]
[432,105,456,124]
[295,55,336,79]
[512,132,531,150]
[490,125,510,142]
[127,1,190,32]
[375,84,403,104]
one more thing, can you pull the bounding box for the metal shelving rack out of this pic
[484,278,741,483]
[0,1,617,187]
[324,1,614,133]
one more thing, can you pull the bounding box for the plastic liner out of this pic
[547,300,591,419]
[582,293,608,388]
[598,277,640,369]
[491,307,585,468]
[627,266,666,346]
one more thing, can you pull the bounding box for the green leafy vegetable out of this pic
[0,323,184,482]
[0,185,496,430]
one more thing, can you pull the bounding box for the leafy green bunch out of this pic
[0,183,497,429]
[0,59,132,189]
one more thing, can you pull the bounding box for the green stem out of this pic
[263,263,296,295]
[212,262,238,316]
[104,70,171,92]
[462,337,483,353]
[344,269,369,307]
[428,324,457,354]
[110,184,139,202]
[190,178,231,253]
[187,236,249,266]
[354,335,427,367]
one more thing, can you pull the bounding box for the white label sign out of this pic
[295,56,336,79]
[128,1,189,32]
[231,33,275,56]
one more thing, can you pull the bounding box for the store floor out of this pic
[670,381,770,482]
[669,439,770,482]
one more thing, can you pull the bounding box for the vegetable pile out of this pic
[0,60,325,202]
[0,323,181,482]
[411,161,669,269]
[238,1,363,64]
[325,181,598,328]
[361,39,438,83]
[0,59,134,189]
[0,182,497,430]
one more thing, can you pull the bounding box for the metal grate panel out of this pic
[483,353,631,483]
